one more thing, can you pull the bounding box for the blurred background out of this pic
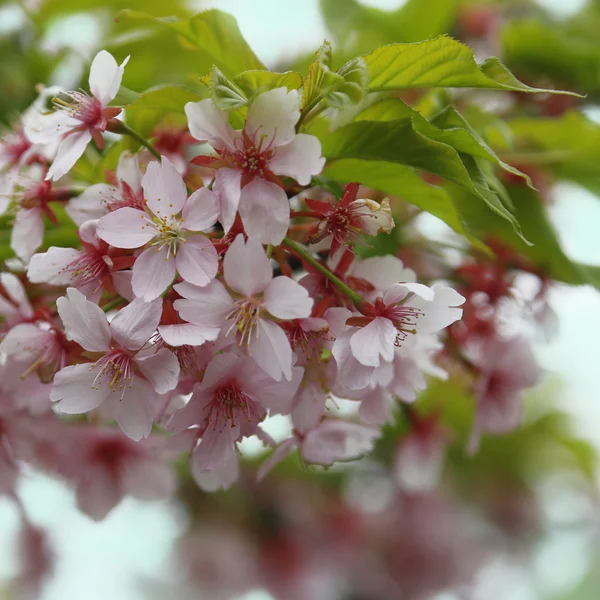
[1,0,600,598]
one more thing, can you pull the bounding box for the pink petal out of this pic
[109,296,162,350]
[382,282,435,305]
[350,255,416,292]
[173,279,233,327]
[175,235,218,287]
[141,156,187,219]
[184,99,238,150]
[182,187,220,231]
[213,168,242,233]
[50,364,111,413]
[88,50,129,106]
[359,388,392,426]
[115,377,156,441]
[131,246,177,301]
[242,363,304,414]
[292,381,327,433]
[135,347,180,394]
[245,88,299,147]
[56,287,111,352]
[111,270,135,301]
[249,318,292,382]
[270,133,325,185]
[97,206,155,249]
[116,150,142,193]
[223,234,272,297]
[349,317,396,367]
[301,420,379,466]
[11,208,44,262]
[200,352,242,391]
[408,283,465,336]
[263,276,313,319]
[257,438,297,481]
[331,330,374,390]
[46,129,92,181]
[27,247,80,285]
[193,414,239,472]
[192,452,239,492]
[65,183,113,225]
[158,323,219,347]
[75,466,122,521]
[238,179,290,245]
[122,457,176,500]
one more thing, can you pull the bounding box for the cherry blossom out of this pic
[174,234,313,381]
[50,288,180,440]
[27,219,134,301]
[97,156,220,300]
[25,50,128,181]
[469,335,542,453]
[66,151,144,225]
[306,182,394,256]
[169,352,303,473]
[347,283,465,367]
[185,87,325,244]
[0,272,34,330]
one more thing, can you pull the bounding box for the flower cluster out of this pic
[0,49,546,520]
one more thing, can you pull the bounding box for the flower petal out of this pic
[27,247,81,285]
[173,280,233,327]
[158,323,219,347]
[97,207,155,249]
[245,88,299,147]
[50,364,111,413]
[182,187,220,231]
[213,168,242,233]
[141,156,188,220]
[109,296,162,350]
[135,347,180,394]
[192,452,239,492]
[65,183,114,225]
[175,235,218,287]
[193,414,239,472]
[409,283,465,336]
[263,276,314,319]
[249,319,292,381]
[46,130,92,181]
[88,50,129,106]
[11,208,44,263]
[223,233,272,297]
[238,179,290,245]
[115,377,156,441]
[56,288,111,352]
[349,317,396,367]
[131,246,177,301]
[116,150,142,193]
[184,99,238,150]
[270,133,325,185]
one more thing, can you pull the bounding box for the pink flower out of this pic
[25,50,128,181]
[347,283,465,367]
[185,87,325,244]
[0,272,34,330]
[97,156,220,300]
[67,428,176,520]
[306,182,394,257]
[169,352,303,472]
[66,151,144,225]
[27,219,134,302]
[469,335,542,453]
[50,288,180,440]
[174,234,313,381]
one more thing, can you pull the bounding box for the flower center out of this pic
[225,298,261,346]
[1,129,31,167]
[143,214,185,259]
[92,348,134,398]
[104,181,145,213]
[205,381,259,428]
[62,249,111,290]
[378,296,424,345]
[54,92,105,129]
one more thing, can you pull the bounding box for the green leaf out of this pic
[355,98,532,187]
[364,36,580,95]
[125,85,203,138]
[233,70,303,99]
[302,42,345,110]
[325,58,368,109]
[504,111,600,196]
[202,66,249,110]
[117,9,265,78]
[320,118,525,239]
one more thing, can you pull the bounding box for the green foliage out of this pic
[364,36,581,94]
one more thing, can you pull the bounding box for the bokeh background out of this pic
[1,0,600,599]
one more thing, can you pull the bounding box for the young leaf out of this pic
[234,71,303,99]
[203,66,248,110]
[364,36,580,95]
